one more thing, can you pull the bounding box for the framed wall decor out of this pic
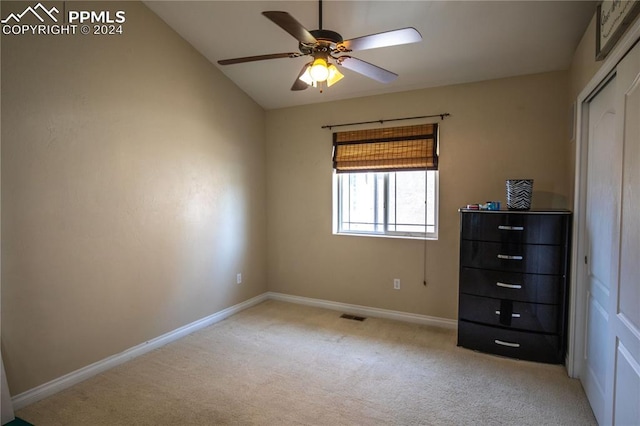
[596,0,640,60]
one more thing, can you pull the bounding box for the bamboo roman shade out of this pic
[332,123,438,173]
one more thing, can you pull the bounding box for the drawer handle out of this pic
[497,254,523,260]
[495,310,521,318]
[496,282,522,289]
[498,225,524,231]
[494,339,520,348]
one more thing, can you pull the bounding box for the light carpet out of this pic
[17,300,596,425]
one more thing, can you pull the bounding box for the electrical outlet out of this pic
[236,273,242,284]
[393,278,400,290]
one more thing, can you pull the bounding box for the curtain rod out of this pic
[321,113,450,130]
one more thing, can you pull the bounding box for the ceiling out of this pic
[145,1,596,110]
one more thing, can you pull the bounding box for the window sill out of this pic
[333,231,438,241]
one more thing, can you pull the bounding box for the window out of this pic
[336,170,437,238]
[332,124,438,239]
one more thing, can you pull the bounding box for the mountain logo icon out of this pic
[1,3,59,24]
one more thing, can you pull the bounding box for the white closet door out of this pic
[581,40,640,426]
[582,73,619,425]
[611,40,640,426]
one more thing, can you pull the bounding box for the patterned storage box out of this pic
[506,179,533,210]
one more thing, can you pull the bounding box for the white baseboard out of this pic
[11,293,268,410]
[12,291,456,410]
[266,292,458,330]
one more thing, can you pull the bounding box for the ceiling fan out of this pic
[217,0,422,91]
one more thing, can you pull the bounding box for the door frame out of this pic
[568,17,640,378]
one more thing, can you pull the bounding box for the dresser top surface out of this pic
[459,209,572,215]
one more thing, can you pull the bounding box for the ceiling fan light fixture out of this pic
[309,57,330,82]
[299,64,314,85]
[326,64,344,87]
[299,59,342,88]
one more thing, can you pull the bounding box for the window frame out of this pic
[334,170,439,240]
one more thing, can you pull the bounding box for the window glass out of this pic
[336,170,437,239]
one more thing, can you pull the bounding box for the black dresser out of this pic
[457,210,571,364]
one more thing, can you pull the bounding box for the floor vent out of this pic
[340,314,366,321]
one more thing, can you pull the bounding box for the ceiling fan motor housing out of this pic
[299,29,344,54]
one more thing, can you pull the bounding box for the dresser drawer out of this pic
[457,321,562,364]
[460,212,568,245]
[459,267,562,304]
[459,294,559,333]
[460,241,565,274]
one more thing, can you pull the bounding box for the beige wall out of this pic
[569,14,605,104]
[266,71,570,320]
[1,1,267,395]
[566,13,604,204]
